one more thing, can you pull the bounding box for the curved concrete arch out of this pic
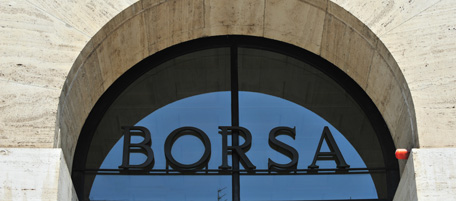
[58,0,416,178]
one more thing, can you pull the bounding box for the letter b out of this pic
[119,126,154,169]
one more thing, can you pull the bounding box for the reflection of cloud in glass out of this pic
[90,92,377,200]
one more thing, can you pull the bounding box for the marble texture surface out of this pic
[330,0,456,148]
[394,148,456,201]
[264,0,326,55]
[0,148,77,201]
[378,0,456,148]
[0,0,87,148]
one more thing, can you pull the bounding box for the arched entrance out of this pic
[71,36,399,200]
[57,1,417,200]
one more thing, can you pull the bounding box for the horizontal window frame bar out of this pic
[75,167,390,175]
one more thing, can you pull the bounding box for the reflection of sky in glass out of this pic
[90,92,377,200]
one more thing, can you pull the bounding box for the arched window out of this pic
[72,36,399,201]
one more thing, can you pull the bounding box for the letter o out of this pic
[164,127,211,171]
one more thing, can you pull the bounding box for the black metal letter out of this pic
[119,126,154,169]
[308,126,349,170]
[164,127,211,171]
[218,126,256,170]
[268,127,299,171]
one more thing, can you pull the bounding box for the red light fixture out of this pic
[395,149,409,160]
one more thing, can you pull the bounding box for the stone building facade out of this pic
[0,0,455,200]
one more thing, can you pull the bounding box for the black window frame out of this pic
[72,35,399,201]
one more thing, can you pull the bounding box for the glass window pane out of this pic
[241,174,380,200]
[238,92,378,200]
[84,48,232,200]
[88,92,232,200]
[238,47,387,199]
[90,175,232,201]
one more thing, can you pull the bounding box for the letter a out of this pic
[308,126,349,170]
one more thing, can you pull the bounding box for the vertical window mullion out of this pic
[230,42,241,201]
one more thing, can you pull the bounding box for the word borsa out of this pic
[119,126,350,171]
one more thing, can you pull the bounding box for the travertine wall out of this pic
[0,148,76,201]
[332,0,456,149]
[0,0,455,200]
[394,148,456,201]
[0,0,136,148]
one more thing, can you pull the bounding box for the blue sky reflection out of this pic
[90,91,377,200]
